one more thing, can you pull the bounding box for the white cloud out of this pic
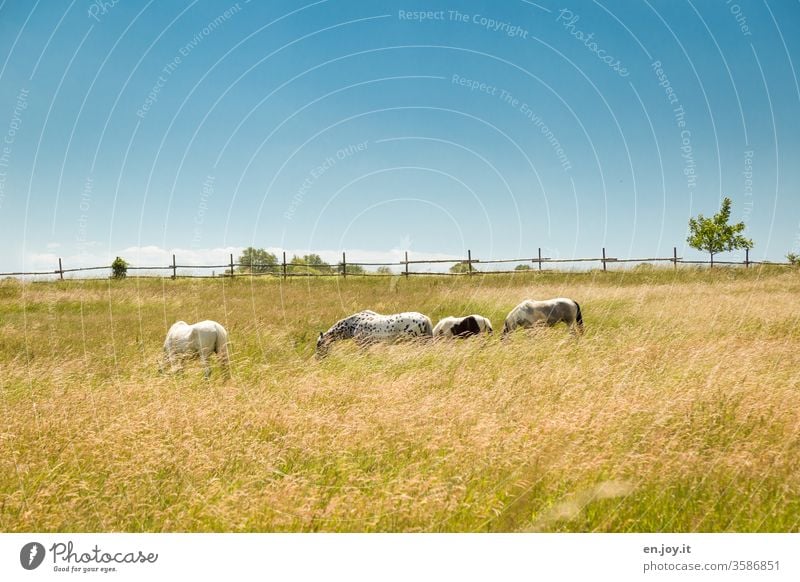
[24,252,60,275]
[117,245,245,268]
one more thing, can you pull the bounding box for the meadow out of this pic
[1,267,799,532]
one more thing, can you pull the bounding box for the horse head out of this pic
[315,331,330,359]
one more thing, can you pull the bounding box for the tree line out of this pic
[104,197,796,279]
[237,248,394,275]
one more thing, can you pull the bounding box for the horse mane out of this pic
[322,312,365,342]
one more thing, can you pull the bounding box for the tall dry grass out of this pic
[1,267,799,531]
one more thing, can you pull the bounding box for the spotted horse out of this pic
[316,310,433,357]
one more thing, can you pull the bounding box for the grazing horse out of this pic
[316,310,432,357]
[502,298,583,335]
[433,315,493,338]
[162,320,230,377]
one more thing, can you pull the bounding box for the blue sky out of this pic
[0,0,798,273]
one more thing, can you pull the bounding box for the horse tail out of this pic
[215,323,230,367]
[574,300,584,333]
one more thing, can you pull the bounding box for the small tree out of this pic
[288,254,333,275]
[111,256,128,279]
[514,264,532,271]
[687,197,753,267]
[337,261,365,275]
[787,252,800,266]
[376,266,393,275]
[238,247,278,274]
[449,261,477,274]
[302,254,332,273]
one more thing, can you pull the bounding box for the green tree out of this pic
[687,197,753,267]
[111,256,128,279]
[514,264,532,271]
[376,266,393,275]
[238,247,278,274]
[303,253,331,272]
[337,261,365,275]
[787,252,800,266]
[449,261,477,274]
[289,254,333,275]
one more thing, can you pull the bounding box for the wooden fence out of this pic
[1,247,794,281]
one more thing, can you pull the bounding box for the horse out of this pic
[316,310,432,357]
[162,320,230,377]
[502,298,583,335]
[433,314,493,338]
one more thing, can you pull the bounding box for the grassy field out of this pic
[1,267,799,532]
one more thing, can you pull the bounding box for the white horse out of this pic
[502,298,583,335]
[433,314,493,338]
[316,310,432,357]
[162,320,230,377]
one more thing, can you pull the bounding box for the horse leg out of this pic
[217,346,231,379]
[353,331,371,348]
[199,350,211,379]
[159,348,168,374]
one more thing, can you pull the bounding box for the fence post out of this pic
[172,254,177,279]
[745,248,750,268]
[282,251,287,280]
[230,253,234,278]
[602,247,607,272]
[538,247,542,271]
[58,258,64,280]
[467,250,473,276]
[342,251,347,278]
[404,251,409,278]
[673,246,677,270]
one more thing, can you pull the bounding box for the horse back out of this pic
[192,320,227,353]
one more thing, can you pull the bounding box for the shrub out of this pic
[111,257,128,279]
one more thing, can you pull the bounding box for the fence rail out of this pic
[1,247,794,280]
